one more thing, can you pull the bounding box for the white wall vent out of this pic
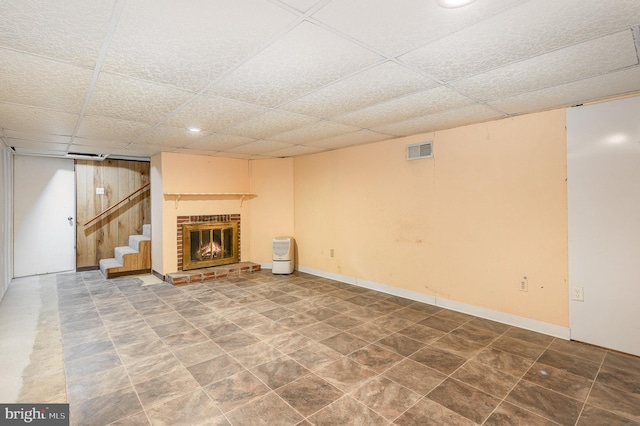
[406,141,433,160]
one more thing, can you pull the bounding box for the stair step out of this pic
[101,224,152,279]
[129,234,151,251]
[100,258,122,276]
[114,246,137,264]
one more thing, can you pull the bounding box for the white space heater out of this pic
[272,236,294,274]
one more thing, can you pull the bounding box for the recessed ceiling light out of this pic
[187,127,201,133]
[435,0,477,8]
[605,133,629,145]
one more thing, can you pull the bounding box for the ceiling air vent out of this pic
[406,141,433,160]
[65,152,108,161]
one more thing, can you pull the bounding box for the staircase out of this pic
[100,224,151,279]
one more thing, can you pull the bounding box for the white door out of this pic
[567,96,640,357]
[14,156,76,277]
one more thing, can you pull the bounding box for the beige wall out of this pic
[153,152,252,275]
[149,109,569,327]
[294,109,569,326]
[248,158,295,264]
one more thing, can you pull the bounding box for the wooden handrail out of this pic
[84,182,150,226]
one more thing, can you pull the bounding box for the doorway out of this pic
[13,156,75,277]
[567,96,640,357]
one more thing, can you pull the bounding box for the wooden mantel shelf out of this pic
[163,192,257,208]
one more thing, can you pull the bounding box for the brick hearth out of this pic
[165,262,261,285]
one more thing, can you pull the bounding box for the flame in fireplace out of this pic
[200,241,222,259]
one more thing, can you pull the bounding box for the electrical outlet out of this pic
[572,286,584,302]
[519,276,528,292]
[330,248,334,257]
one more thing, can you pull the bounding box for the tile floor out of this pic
[4,270,640,425]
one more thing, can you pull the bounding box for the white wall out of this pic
[0,145,13,301]
[150,154,164,275]
[567,96,640,356]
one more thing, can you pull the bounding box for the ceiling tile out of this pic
[269,120,361,144]
[372,104,504,136]
[76,115,151,142]
[135,125,207,147]
[11,146,68,156]
[305,130,394,150]
[221,110,318,139]
[103,0,297,91]
[488,67,640,115]
[182,134,256,151]
[72,137,128,149]
[67,144,111,155]
[6,138,67,152]
[281,61,439,118]
[172,148,221,157]
[109,146,160,158]
[0,0,116,67]
[165,94,267,132]
[0,49,92,113]
[311,0,524,56]
[86,73,194,124]
[262,144,326,158]
[451,30,639,101]
[214,151,268,160]
[3,130,71,144]
[228,140,295,155]
[400,0,640,82]
[0,103,78,135]
[334,86,476,128]
[278,0,322,13]
[209,21,383,107]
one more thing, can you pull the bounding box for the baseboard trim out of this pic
[76,265,100,272]
[298,265,570,340]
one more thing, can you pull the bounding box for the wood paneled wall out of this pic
[76,159,150,269]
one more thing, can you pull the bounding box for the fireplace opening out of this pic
[182,221,238,270]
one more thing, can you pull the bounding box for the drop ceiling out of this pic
[1,0,639,160]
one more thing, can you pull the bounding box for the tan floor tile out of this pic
[276,374,344,417]
[145,389,223,426]
[225,392,303,426]
[204,370,270,413]
[428,378,502,424]
[251,356,310,390]
[485,402,558,425]
[308,395,387,426]
[134,367,201,409]
[352,376,421,421]
[395,397,476,426]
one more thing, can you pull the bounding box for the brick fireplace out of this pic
[167,214,261,285]
[176,214,241,271]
